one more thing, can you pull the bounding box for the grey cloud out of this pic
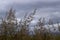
[4,0,60,10]
[0,0,60,24]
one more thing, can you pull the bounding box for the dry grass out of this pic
[0,8,60,40]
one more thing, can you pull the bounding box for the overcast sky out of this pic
[0,0,60,23]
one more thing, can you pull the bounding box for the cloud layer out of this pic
[0,0,60,23]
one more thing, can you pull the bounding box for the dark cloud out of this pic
[0,0,60,24]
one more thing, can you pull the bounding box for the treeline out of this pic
[0,8,60,40]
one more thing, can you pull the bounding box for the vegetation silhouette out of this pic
[0,8,60,40]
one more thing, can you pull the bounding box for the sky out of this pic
[0,0,60,23]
